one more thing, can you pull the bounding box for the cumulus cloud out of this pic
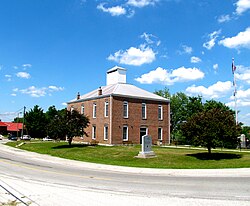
[127,0,159,8]
[177,45,193,55]
[186,81,232,99]
[16,72,31,79]
[108,45,156,66]
[213,64,219,70]
[22,64,32,68]
[5,74,12,81]
[191,56,202,63]
[219,27,250,49]
[140,32,160,46]
[235,65,250,84]
[97,3,126,16]
[217,14,231,23]
[48,86,64,91]
[235,0,250,15]
[227,88,250,107]
[14,85,64,98]
[203,30,221,50]
[135,66,204,85]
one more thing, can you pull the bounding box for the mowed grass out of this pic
[6,141,250,169]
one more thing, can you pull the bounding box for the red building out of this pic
[67,66,170,145]
[0,121,23,136]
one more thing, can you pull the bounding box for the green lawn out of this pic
[6,141,250,169]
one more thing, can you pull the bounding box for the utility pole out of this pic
[21,106,26,139]
[232,58,237,125]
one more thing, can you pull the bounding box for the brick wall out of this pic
[67,95,170,145]
[111,96,170,145]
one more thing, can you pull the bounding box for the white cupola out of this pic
[106,66,127,85]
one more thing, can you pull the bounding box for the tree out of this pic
[46,108,67,140]
[181,108,241,154]
[65,110,89,146]
[168,92,189,143]
[204,99,233,112]
[154,87,171,99]
[25,105,47,138]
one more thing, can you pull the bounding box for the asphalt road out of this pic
[0,141,250,206]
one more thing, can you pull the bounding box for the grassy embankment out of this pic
[6,141,250,169]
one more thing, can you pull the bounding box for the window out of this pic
[123,101,128,118]
[158,127,163,140]
[122,126,128,141]
[93,103,96,118]
[104,101,109,117]
[104,126,108,140]
[92,126,96,139]
[70,106,74,113]
[142,103,147,119]
[81,104,84,115]
[158,105,163,120]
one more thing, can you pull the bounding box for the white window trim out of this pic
[93,103,96,118]
[92,126,96,139]
[142,103,147,119]
[123,101,128,118]
[158,105,163,120]
[81,105,84,115]
[122,126,128,141]
[104,126,108,140]
[158,127,163,140]
[104,101,109,117]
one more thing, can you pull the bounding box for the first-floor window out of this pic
[158,127,163,140]
[104,126,108,140]
[92,126,96,139]
[122,126,128,141]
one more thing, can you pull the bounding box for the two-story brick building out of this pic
[67,66,170,145]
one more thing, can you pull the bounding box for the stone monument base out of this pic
[135,151,156,159]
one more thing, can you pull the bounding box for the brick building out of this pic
[67,66,170,145]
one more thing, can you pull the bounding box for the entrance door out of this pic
[140,127,148,144]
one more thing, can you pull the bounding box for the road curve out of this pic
[0,142,250,206]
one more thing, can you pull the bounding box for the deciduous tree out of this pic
[181,108,241,154]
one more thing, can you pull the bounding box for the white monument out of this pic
[136,135,156,158]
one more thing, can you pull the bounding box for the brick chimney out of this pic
[77,92,80,100]
[98,87,102,96]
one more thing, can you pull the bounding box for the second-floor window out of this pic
[158,105,163,120]
[93,103,96,118]
[81,104,84,115]
[123,101,128,118]
[142,103,146,119]
[105,101,109,117]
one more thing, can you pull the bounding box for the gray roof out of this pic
[69,83,169,103]
[106,66,127,74]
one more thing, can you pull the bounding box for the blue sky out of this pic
[0,0,250,125]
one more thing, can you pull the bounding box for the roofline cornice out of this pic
[67,94,169,104]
